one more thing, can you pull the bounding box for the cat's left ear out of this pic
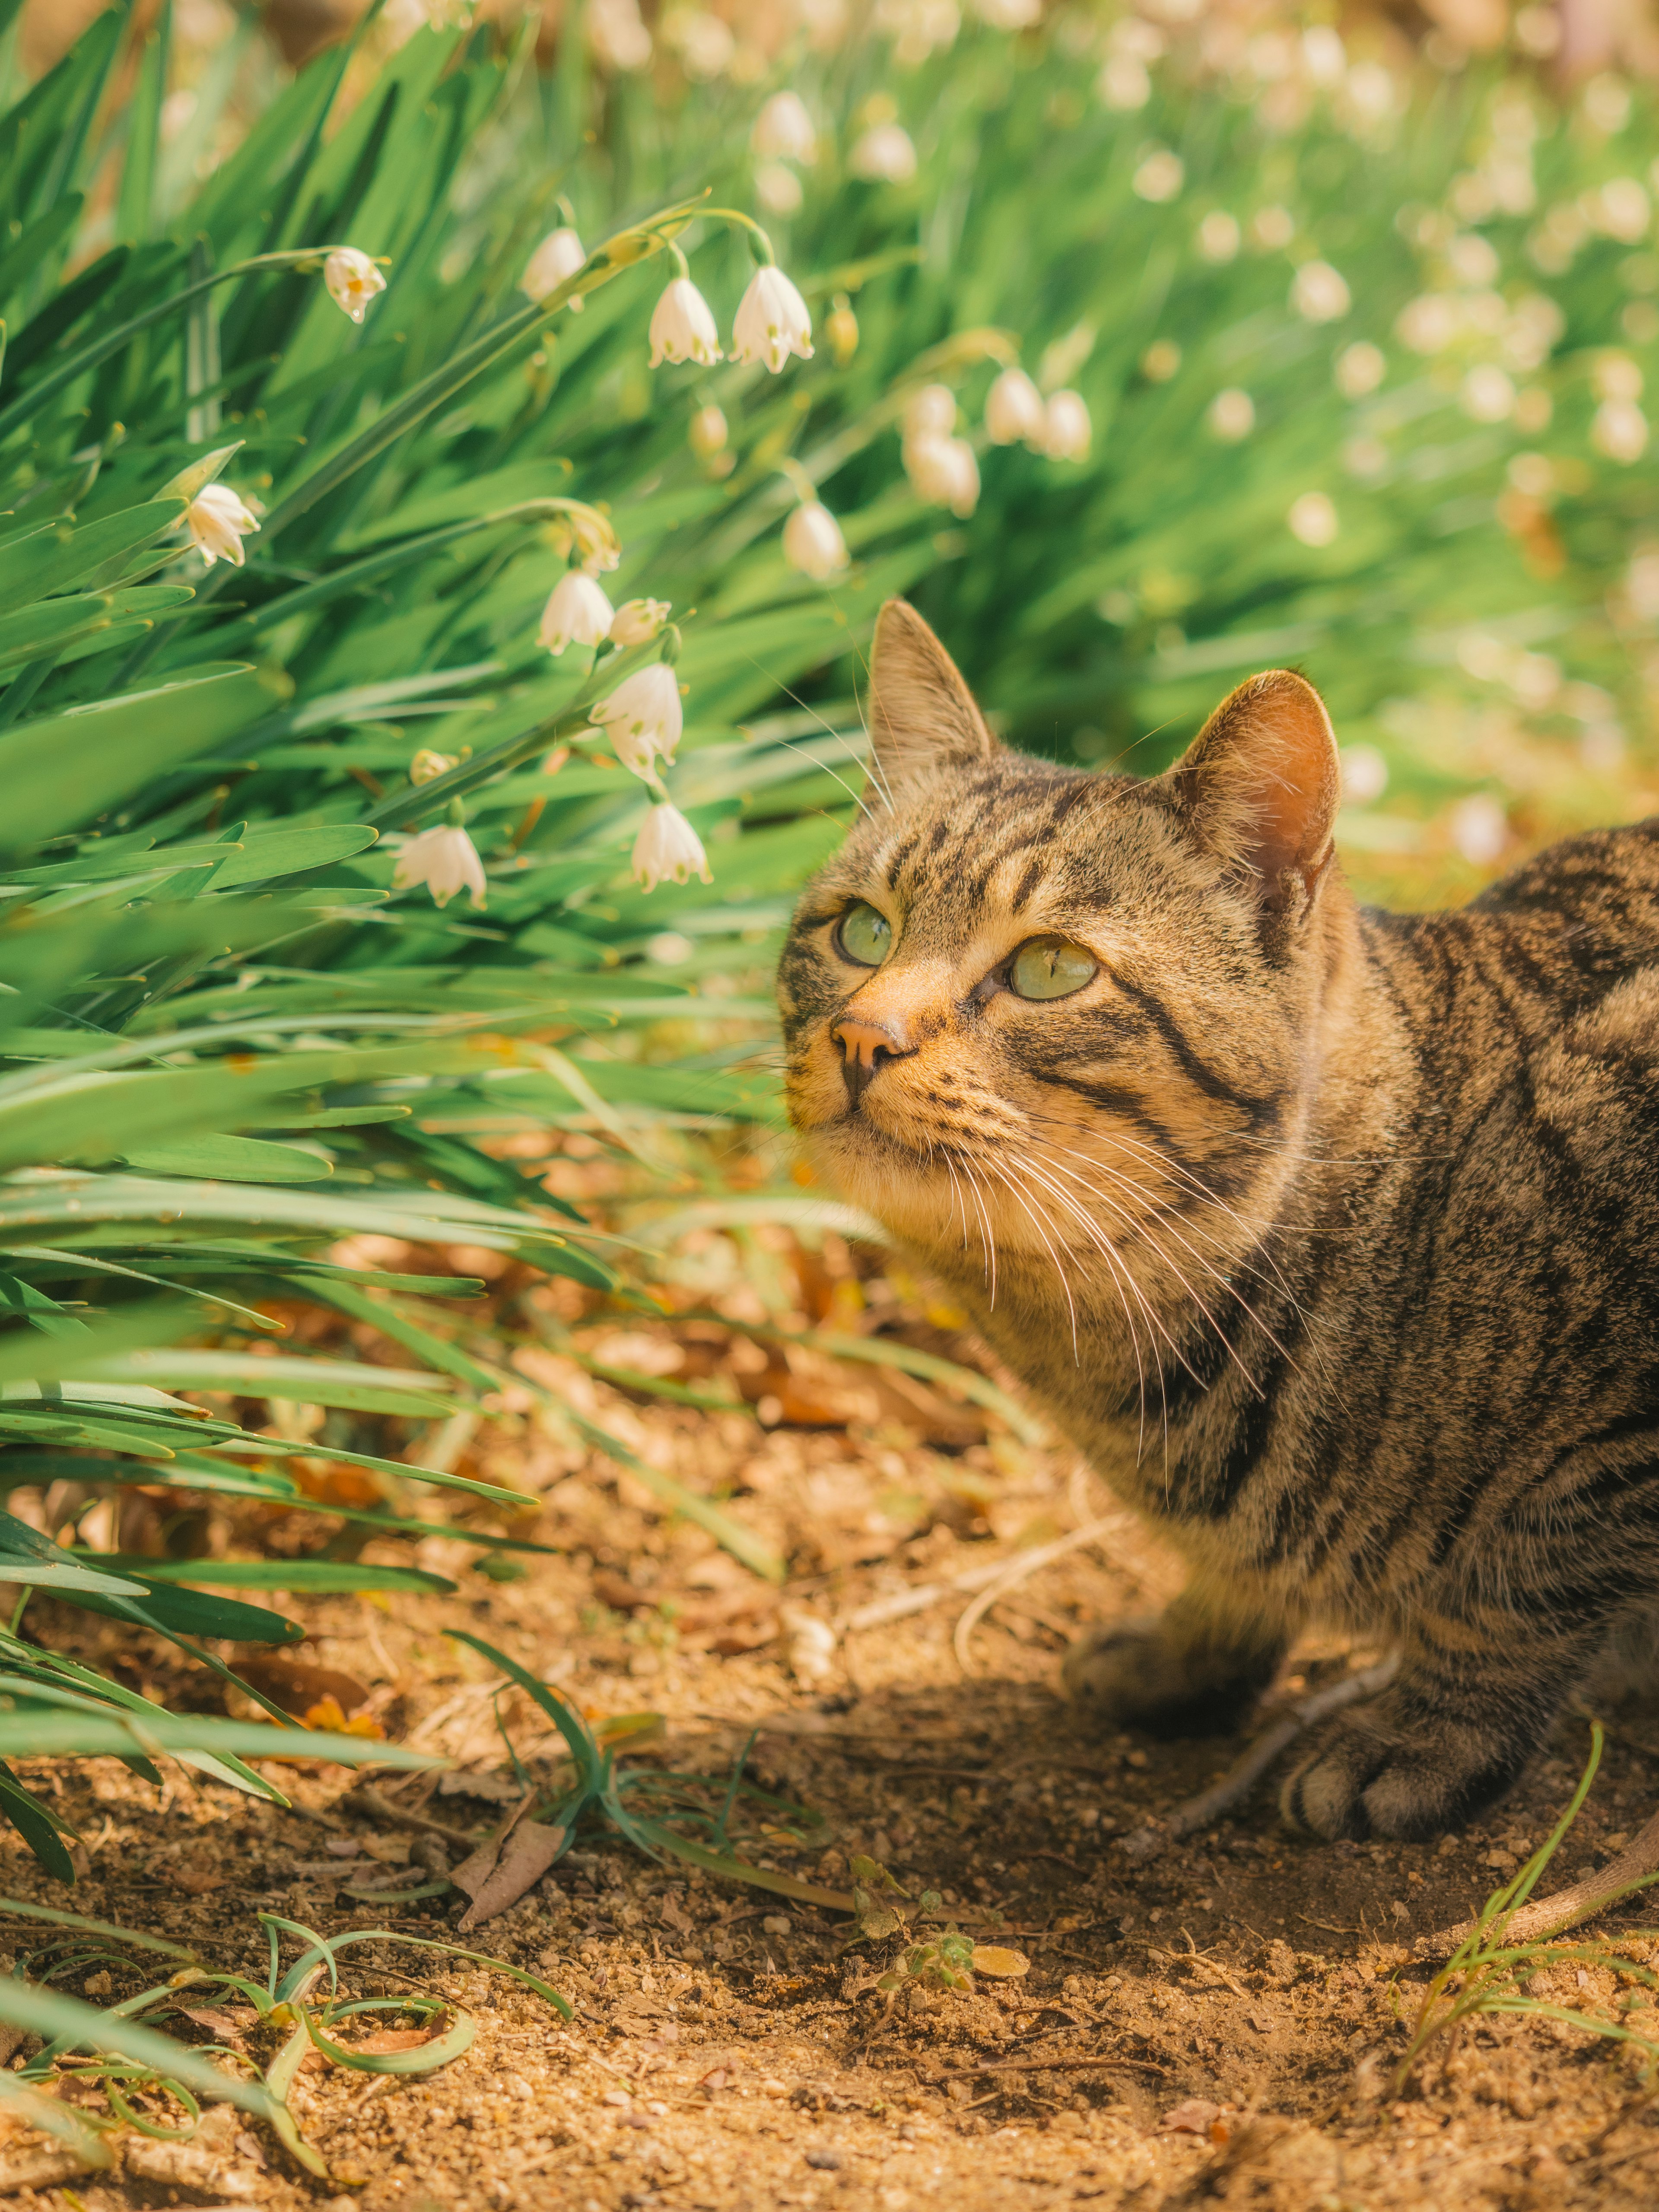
[866,598,995,803]
[1163,670,1340,919]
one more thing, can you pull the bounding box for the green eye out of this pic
[837,902,893,967]
[1010,938,1097,1001]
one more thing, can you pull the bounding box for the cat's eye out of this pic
[1009,937,1097,1001]
[836,902,893,967]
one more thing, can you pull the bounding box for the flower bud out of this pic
[984,367,1045,446]
[324,247,386,324]
[783,501,849,580]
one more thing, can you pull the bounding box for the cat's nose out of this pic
[832,1016,910,1105]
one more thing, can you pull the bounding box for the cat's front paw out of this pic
[1282,1711,1524,1841]
[1064,1613,1278,1738]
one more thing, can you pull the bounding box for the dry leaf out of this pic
[969,1945,1029,1977]
[451,1799,566,1931]
[238,1654,372,1719]
[1160,2098,1226,2136]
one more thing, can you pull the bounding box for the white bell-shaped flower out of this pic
[783,501,849,580]
[649,277,721,366]
[521,226,587,309]
[903,434,979,516]
[1043,389,1092,461]
[984,366,1045,446]
[324,247,386,324]
[184,481,260,566]
[904,383,957,439]
[731,264,814,372]
[1291,260,1351,324]
[850,122,918,183]
[610,597,672,645]
[393,824,487,910]
[589,661,685,777]
[752,91,817,163]
[632,802,713,892]
[539,571,614,654]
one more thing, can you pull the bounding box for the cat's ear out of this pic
[1164,670,1341,917]
[867,599,994,802]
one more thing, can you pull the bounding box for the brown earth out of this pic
[7,1234,1659,2212]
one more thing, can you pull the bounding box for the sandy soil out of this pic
[6,1226,1659,2212]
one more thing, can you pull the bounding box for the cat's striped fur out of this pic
[779,600,1659,1842]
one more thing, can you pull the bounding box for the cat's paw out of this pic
[1282,1712,1522,1841]
[1063,1614,1277,1738]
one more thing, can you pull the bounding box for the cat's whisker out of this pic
[986,1160,1082,1357]
[956,1154,1000,1306]
[742,660,890,818]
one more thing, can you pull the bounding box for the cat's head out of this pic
[778,600,1348,1275]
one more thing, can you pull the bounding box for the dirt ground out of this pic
[9,1222,1659,2212]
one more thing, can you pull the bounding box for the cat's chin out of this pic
[803,1123,968,1246]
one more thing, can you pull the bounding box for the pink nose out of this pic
[832,1017,902,1070]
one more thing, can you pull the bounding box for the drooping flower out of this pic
[904,383,957,440]
[610,597,672,646]
[731,264,813,372]
[752,91,817,163]
[649,277,721,367]
[755,163,804,217]
[1132,149,1183,203]
[903,434,980,516]
[539,571,615,654]
[664,6,734,79]
[1042,389,1092,461]
[984,367,1046,446]
[393,823,487,910]
[1335,341,1386,397]
[184,481,260,566]
[409,748,458,785]
[1291,260,1351,324]
[689,404,729,457]
[589,661,685,777]
[1287,491,1339,546]
[1593,399,1649,462]
[974,0,1040,26]
[850,122,918,183]
[783,501,849,579]
[1208,388,1255,441]
[588,0,652,70]
[521,226,587,309]
[632,801,713,892]
[324,247,386,324]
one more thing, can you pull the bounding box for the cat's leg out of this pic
[1282,1615,1608,1843]
[1064,1587,1287,1738]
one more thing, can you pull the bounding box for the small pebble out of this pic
[807,2148,842,2170]
[763,1914,791,1936]
[601,2089,631,2107]
[760,2075,788,2097]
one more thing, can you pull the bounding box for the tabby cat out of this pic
[778,598,1659,1843]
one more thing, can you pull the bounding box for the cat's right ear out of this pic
[866,599,994,805]
[1164,669,1341,920]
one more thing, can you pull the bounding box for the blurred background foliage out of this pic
[0,0,1653,1870]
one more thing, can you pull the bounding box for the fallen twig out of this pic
[953,1516,1176,1675]
[1118,1654,1401,1861]
[931,2053,1169,2079]
[1417,1804,1659,1958]
[349,1783,483,1854]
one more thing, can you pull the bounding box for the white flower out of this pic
[1340,744,1388,804]
[1198,210,1240,261]
[1132,149,1183,203]
[664,6,735,79]
[1098,53,1150,109]
[752,91,817,163]
[1291,260,1351,323]
[649,277,721,367]
[904,382,957,439]
[521,226,587,308]
[975,0,1040,26]
[184,481,260,566]
[609,597,672,645]
[1335,341,1386,397]
[1208,388,1255,440]
[755,163,804,217]
[572,511,622,575]
[850,123,918,183]
[539,571,614,654]
[731,264,813,372]
[689,404,728,457]
[903,434,979,515]
[589,661,684,776]
[324,247,386,324]
[1449,794,1506,868]
[1594,353,1643,403]
[783,501,849,579]
[875,0,958,64]
[632,802,713,893]
[1593,399,1649,463]
[588,0,652,69]
[984,366,1045,446]
[1462,365,1515,422]
[1043,389,1092,461]
[394,824,487,910]
[1287,491,1339,546]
